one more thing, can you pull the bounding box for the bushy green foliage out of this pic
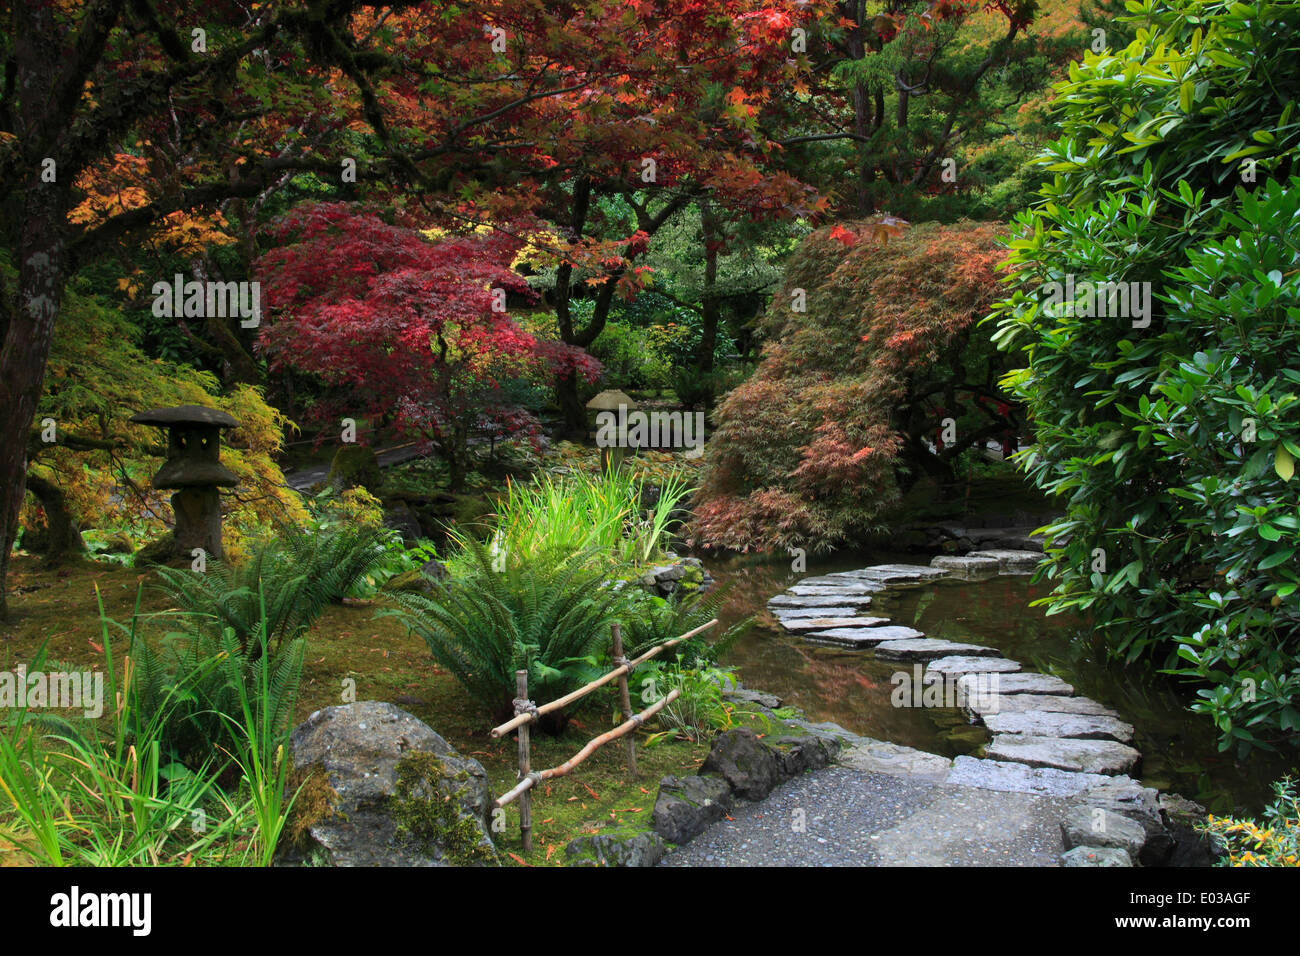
[989,0,1300,752]
[383,539,629,717]
[154,525,391,655]
[694,219,1010,552]
[468,466,693,570]
[617,585,750,667]
[0,594,298,865]
[1203,775,1300,867]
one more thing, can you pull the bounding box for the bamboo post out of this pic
[611,622,637,780]
[515,669,532,853]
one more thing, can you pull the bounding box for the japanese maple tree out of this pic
[255,202,597,489]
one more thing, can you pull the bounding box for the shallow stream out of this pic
[702,551,1296,816]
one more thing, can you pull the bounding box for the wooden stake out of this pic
[611,622,637,780]
[515,669,532,854]
[493,688,681,809]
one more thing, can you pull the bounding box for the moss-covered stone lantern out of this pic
[130,404,241,562]
[586,389,637,472]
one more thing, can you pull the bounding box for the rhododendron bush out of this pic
[692,219,1012,552]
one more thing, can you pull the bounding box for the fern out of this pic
[621,584,750,667]
[154,525,391,655]
[382,539,629,715]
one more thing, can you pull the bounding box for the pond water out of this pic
[701,551,1297,816]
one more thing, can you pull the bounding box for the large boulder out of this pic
[327,444,381,492]
[285,701,496,866]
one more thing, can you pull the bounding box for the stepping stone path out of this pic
[759,550,1156,819]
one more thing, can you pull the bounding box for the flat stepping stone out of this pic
[771,606,860,620]
[958,672,1073,697]
[928,554,1002,579]
[778,616,891,632]
[985,734,1141,775]
[804,627,915,648]
[965,549,1041,573]
[794,576,887,590]
[839,739,953,784]
[966,692,1118,718]
[874,638,999,661]
[768,593,874,609]
[946,755,1128,797]
[983,711,1135,743]
[785,584,878,597]
[828,564,950,584]
[925,655,1023,676]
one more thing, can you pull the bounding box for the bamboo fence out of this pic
[489,618,716,852]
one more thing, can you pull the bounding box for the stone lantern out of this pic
[130,404,241,562]
[586,389,637,472]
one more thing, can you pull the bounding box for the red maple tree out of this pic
[255,202,599,488]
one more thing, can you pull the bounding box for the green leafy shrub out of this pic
[988,0,1300,752]
[0,593,299,866]
[1202,776,1300,867]
[617,585,750,667]
[382,539,629,721]
[637,662,768,744]
[154,525,391,655]
[468,466,693,571]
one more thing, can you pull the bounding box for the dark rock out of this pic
[1060,806,1149,861]
[383,501,425,544]
[700,728,783,801]
[770,735,840,777]
[566,830,667,867]
[328,444,381,492]
[286,701,495,866]
[652,774,733,845]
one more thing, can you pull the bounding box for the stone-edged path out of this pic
[658,552,1211,867]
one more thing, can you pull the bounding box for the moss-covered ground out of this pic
[0,555,713,867]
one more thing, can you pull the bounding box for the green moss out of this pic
[389,752,496,866]
[284,766,342,850]
[327,445,381,491]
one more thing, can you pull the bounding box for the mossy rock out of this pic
[132,532,181,567]
[284,701,497,867]
[565,827,667,867]
[327,445,381,492]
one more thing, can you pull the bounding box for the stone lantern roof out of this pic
[585,389,637,412]
[130,405,241,428]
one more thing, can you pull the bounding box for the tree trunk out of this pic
[696,198,721,377]
[0,5,71,618]
[23,474,85,564]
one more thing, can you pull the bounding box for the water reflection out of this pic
[701,551,1297,815]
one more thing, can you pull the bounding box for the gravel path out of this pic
[659,766,1067,867]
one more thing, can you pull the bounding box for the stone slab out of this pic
[771,606,860,620]
[928,554,1003,579]
[874,638,1000,661]
[946,755,1128,797]
[965,693,1118,718]
[778,616,891,632]
[925,655,1023,676]
[982,710,1135,743]
[804,627,912,647]
[768,593,875,609]
[985,734,1141,775]
[965,549,1042,573]
[958,672,1074,697]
